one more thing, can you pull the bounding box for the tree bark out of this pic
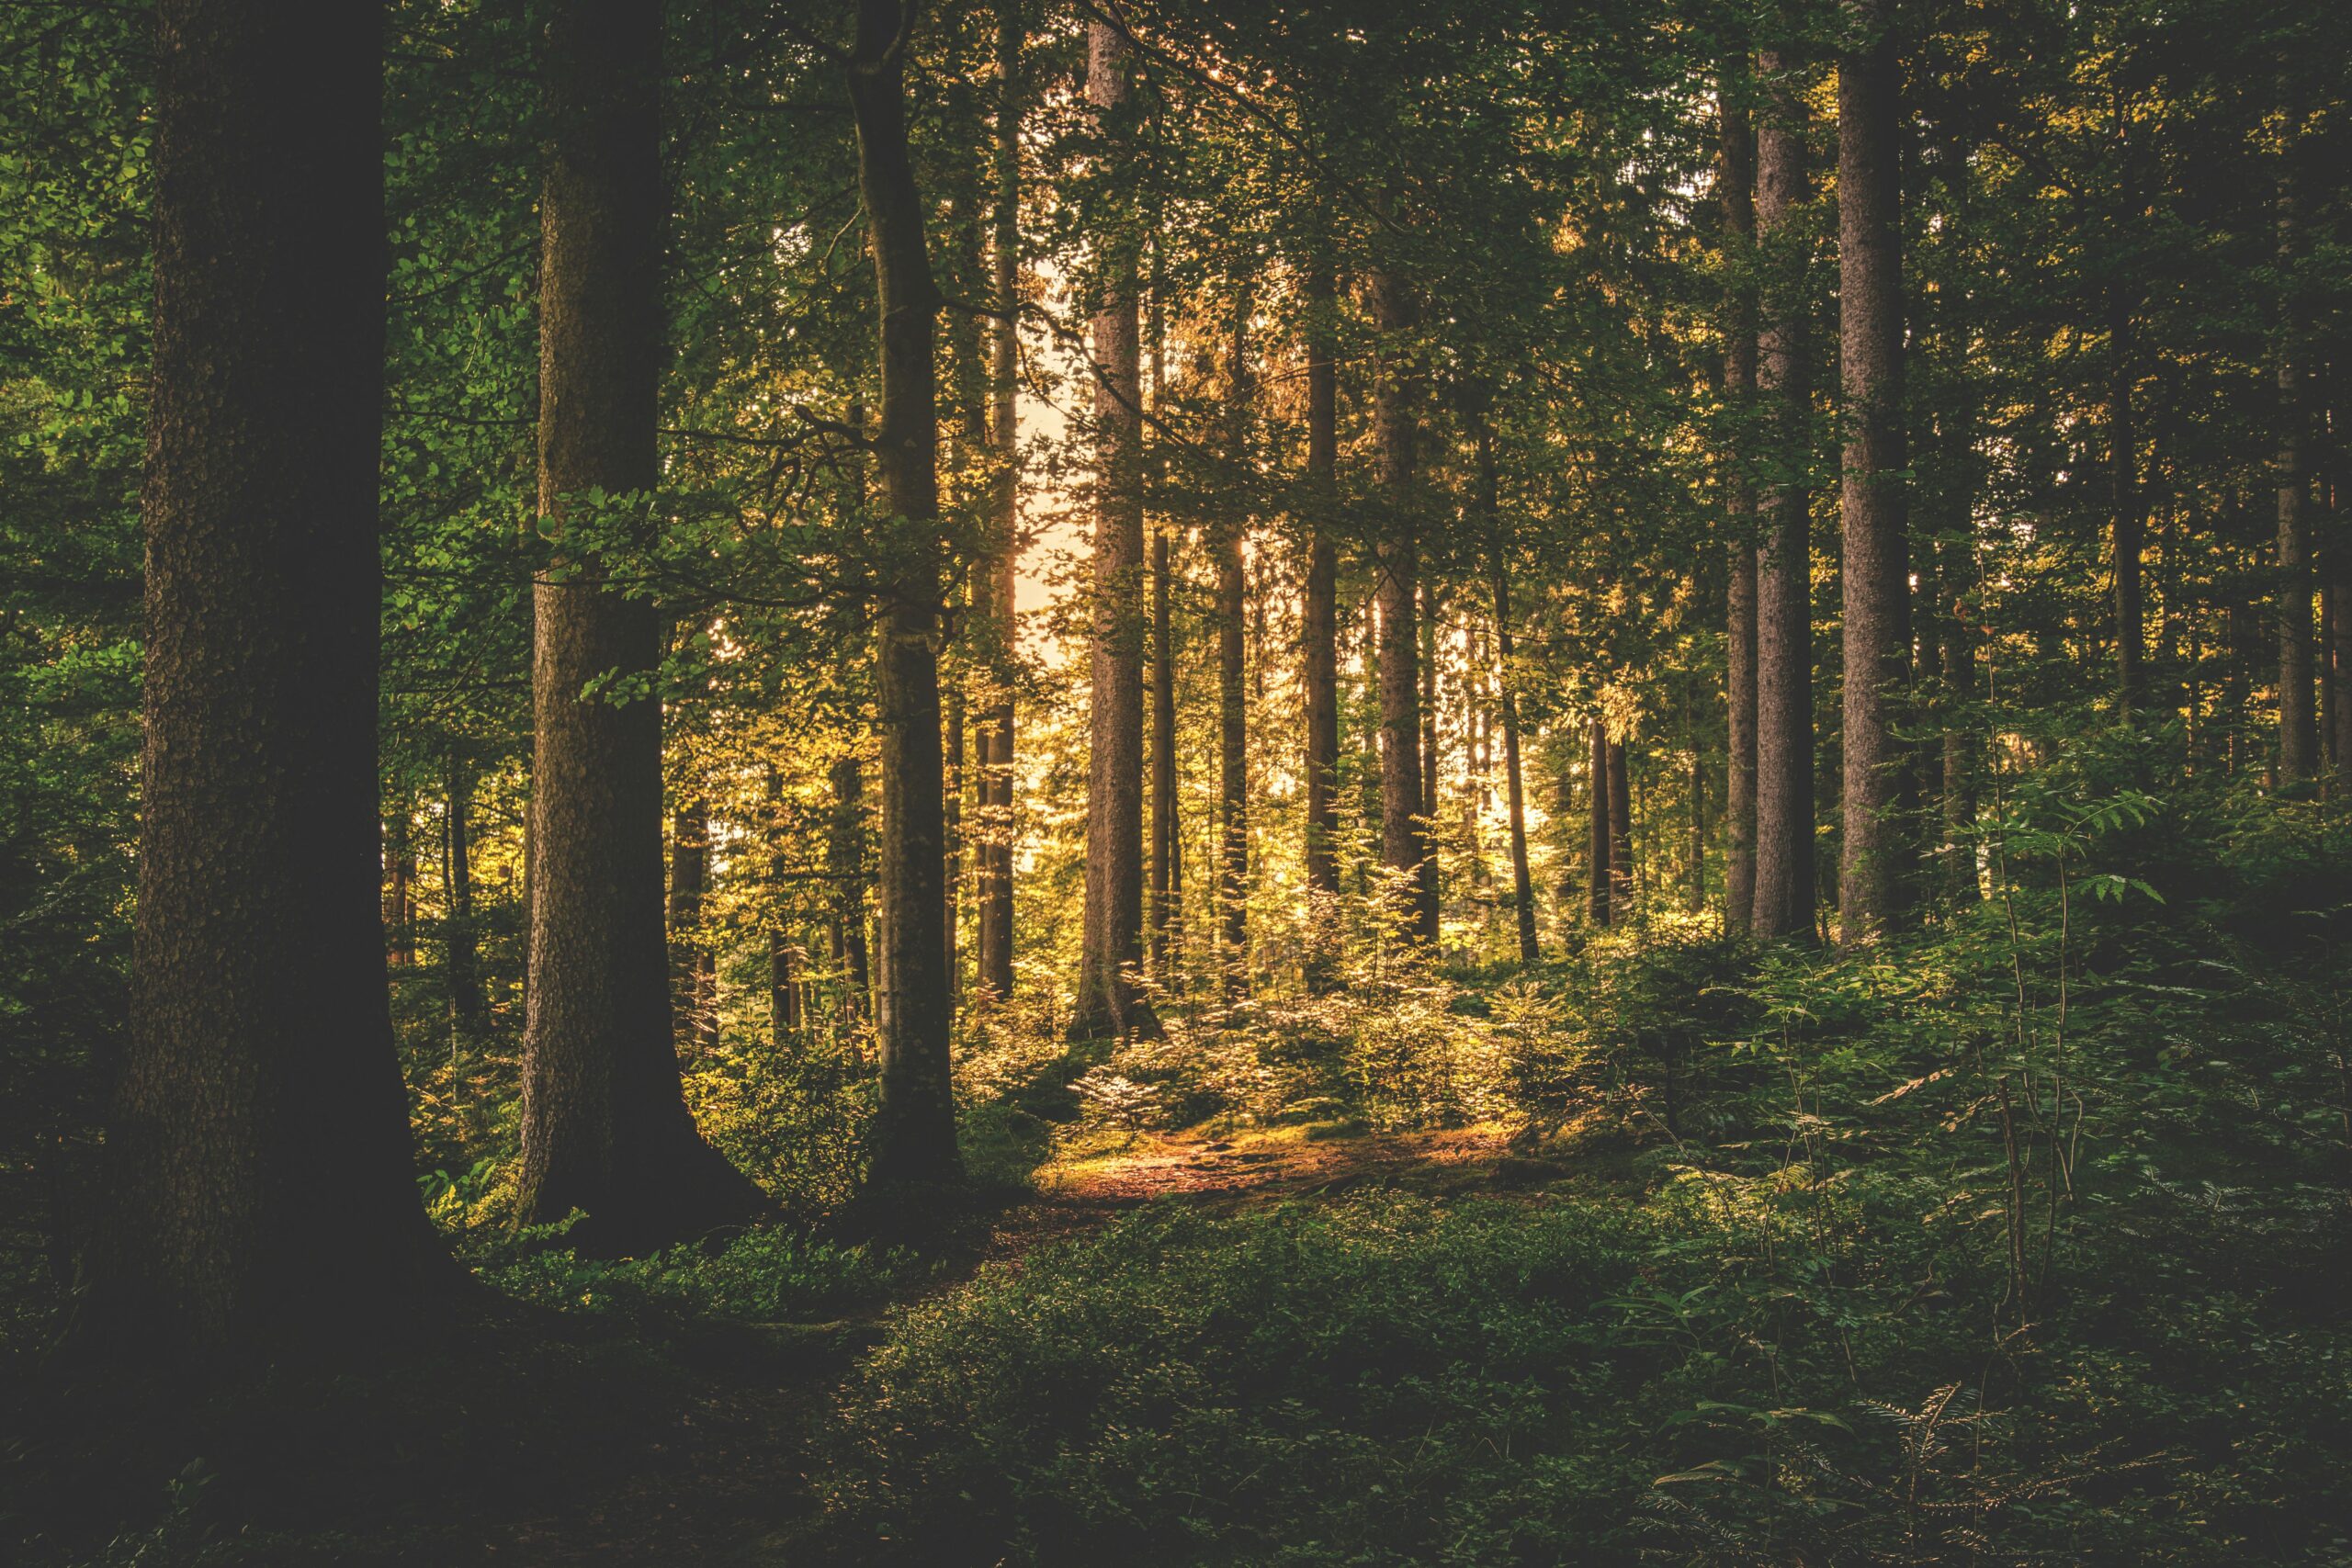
[1750,49,1816,942]
[1301,264,1342,973]
[669,804,714,1056]
[1370,267,1437,945]
[1587,719,1611,928]
[1607,736,1634,920]
[844,0,959,1185]
[1721,85,1759,934]
[828,755,871,1019]
[974,0,1021,1002]
[1838,2,1910,942]
[2109,292,2144,719]
[1216,306,1251,990]
[1071,22,1153,1034]
[447,757,485,1043]
[1475,409,1540,964]
[93,0,454,1362]
[2275,131,2317,782]
[515,0,763,1249]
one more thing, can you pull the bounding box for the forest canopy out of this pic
[3,0,2350,1562]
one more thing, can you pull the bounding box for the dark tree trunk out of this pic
[93,0,453,1362]
[2334,523,2352,777]
[1149,527,1180,972]
[1073,22,1152,1035]
[1301,264,1342,974]
[1216,308,1251,990]
[845,0,959,1185]
[386,807,416,968]
[1750,49,1816,942]
[771,935,800,1043]
[2275,138,2317,782]
[828,755,871,1018]
[2109,293,2144,719]
[974,0,1021,1002]
[1476,412,1541,964]
[669,805,714,1056]
[1607,736,1634,919]
[1587,719,1611,928]
[944,684,964,995]
[1370,268,1437,945]
[1721,87,1759,935]
[1687,743,1707,914]
[515,0,763,1249]
[447,758,485,1043]
[1838,2,1910,942]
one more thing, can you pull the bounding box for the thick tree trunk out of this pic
[1750,50,1816,942]
[1607,736,1634,919]
[845,0,959,1185]
[93,0,453,1363]
[1370,268,1437,945]
[1073,22,1152,1033]
[1216,309,1251,990]
[974,0,1021,1002]
[515,0,763,1248]
[2275,142,2317,782]
[1301,265,1342,975]
[669,805,714,1056]
[1838,3,1910,942]
[447,758,485,1043]
[1721,88,1759,935]
[1587,719,1611,928]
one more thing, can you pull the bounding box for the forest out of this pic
[3,0,2349,1562]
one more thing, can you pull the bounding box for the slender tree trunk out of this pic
[1490,579,1539,964]
[828,755,870,1019]
[1370,268,1437,944]
[93,0,453,1362]
[1420,583,1443,898]
[944,684,964,994]
[385,807,415,967]
[2109,293,2144,719]
[844,0,959,1184]
[1721,87,1759,934]
[771,935,799,1043]
[1687,743,1706,913]
[1607,736,1634,919]
[1149,527,1180,972]
[447,757,485,1042]
[2276,134,2317,782]
[2333,479,2352,776]
[516,0,763,1247]
[1750,49,1816,942]
[1587,719,1611,928]
[1216,306,1251,990]
[1838,2,1910,942]
[669,804,714,1056]
[974,0,1021,1002]
[1301,264,1342,979]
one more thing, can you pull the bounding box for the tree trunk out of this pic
[1607,736,1634,919]
[974,0,1021,1002]
[1477,420,1541,965]
[669,804,714,1056]
[1750,49,1816,942]
[385,807,416,967]
[1838,3,1910,943]
[1587,719,1611,928]
[944,684,964,995]
[771,935,799,1044]
[1216,307,1251,990]
[1687,743,1706,913]
[93,0,453,1363]
[1721,85,1759,935]
[515,0,763,1249]
[845,0,959,1185]
[2109,293,2144,719]
[1301,264,1342,976]
[2275,134,2317,782]
[447,757,485,1043]
[1370,267,1437,945]
[828,755,871,1019]
[1149,526,1180,973]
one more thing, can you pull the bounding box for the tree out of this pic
[2274,99,2316,783]
[1587,718,1611,927]
[973,0,1023,1002]
[1073,19,1154,1035]
[1838,0,1911,941]
[843,0,959,1187]
[1300,263,1343,971]
[1371,267,1437,945]
[514,0,765,1248]
[1721,86,1759,935]
[89,0,455,1361]
[1749,48,1816,942]
[1216,301,1251,989]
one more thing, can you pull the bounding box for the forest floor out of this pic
[505,1119,1618,1566]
